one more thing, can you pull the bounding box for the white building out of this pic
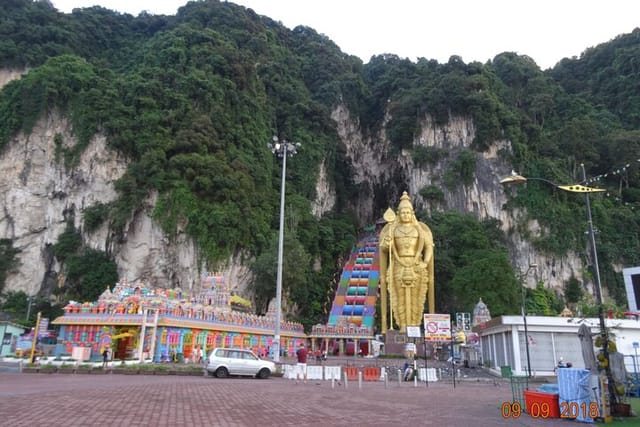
[477,315,640,377]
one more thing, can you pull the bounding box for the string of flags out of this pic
[582,159,640,207]
[584,159,639,185]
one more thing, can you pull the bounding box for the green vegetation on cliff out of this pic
[1,0,639,325]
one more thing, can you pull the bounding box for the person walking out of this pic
[102,348,110,369]
[295,342,308,384]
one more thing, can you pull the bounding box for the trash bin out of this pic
[501,365,513,378]
[525,389,560,417]
[510,375,529,409]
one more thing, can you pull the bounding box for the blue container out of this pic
[537,383,559,394]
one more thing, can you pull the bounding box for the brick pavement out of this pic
[0,371,557,427]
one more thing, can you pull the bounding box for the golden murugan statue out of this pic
[379,192,435,333]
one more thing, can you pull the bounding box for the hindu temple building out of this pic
[473,298,492,326]
[51,273,305,362]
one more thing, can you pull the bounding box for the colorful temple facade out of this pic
[52,273,305,362]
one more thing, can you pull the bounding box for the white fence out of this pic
[281,364,438,382]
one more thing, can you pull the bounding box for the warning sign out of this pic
[423,314,451,342]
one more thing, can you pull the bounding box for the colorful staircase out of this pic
[327,235,379,328]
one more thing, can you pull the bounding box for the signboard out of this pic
[406,326,421,338]
[423,314,451,342]
[37,318,49,337]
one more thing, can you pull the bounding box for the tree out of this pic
[0,290,62,327]
[52,222,82,263]
[64,249,119,302]
[429,211,520,315]
[0,238,20,293]
[526,282,562,316]
[249,232,311,317]
[2,0,640,331]
[448,250,520,316]
[0,290,30,319]
[564,275,583,305]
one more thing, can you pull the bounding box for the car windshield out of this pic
[215,349,259,360]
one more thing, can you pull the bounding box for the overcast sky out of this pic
[52,0,639,70]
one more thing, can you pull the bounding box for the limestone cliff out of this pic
[0,69,587,300]
[0,108,126,296]
[0,70,251,298]
[330,105,586,292]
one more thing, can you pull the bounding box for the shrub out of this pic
[137,364,155,371]
[419,185,445,203]
[412,146,447,168]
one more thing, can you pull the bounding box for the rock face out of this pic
[0,108,248,296]
[311,159,335,218]
[0,70,221,296]
[0,110,127,295]
[0,69,588,299]
[331,106,585,291]
[0,68,27,89]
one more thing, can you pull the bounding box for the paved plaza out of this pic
[0,370,558,427]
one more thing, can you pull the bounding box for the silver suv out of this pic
[205,348,275,379]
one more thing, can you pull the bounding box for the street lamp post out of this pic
[521,264,537,378]
[579,164,609,358]
[501,164,616,401]
[268,136,300,363]
[26,295,34,322]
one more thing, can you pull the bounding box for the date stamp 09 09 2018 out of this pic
[501,401,600,419]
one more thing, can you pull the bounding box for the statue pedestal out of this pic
[384,330,407,356]
[384,329,428,358]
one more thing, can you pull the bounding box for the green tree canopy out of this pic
[1,0,639,323]
[429,211,518,316]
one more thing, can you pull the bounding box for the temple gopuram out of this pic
[52,273,305,362]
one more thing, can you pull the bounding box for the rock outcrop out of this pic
[0,69,589,298]
[331,106,584,291]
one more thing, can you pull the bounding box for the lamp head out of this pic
[500,171,527,185]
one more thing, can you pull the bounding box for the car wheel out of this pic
[215,367,229,378]
[257,368,271,379]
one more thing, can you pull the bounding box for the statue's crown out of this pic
[398,191,413,210]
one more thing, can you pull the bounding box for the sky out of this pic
[51,0,640,70]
